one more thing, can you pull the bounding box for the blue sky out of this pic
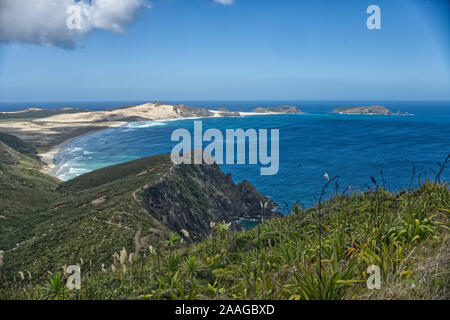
[0,0,449,102]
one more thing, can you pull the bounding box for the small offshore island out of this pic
[332,105,410,115]
[252,106,304,114]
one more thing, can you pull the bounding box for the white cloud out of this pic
[0,0,150,48]
[214,0,234,5]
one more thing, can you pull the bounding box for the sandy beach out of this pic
[38,128,109,176]
[38,112,270,176]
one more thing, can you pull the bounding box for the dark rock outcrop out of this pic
[137,161,278,240]
[173,104,213,117]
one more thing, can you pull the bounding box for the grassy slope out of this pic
[2,183,448,300]
[0,132,41,160]
[0,140,60,252]
[0,139,175,281]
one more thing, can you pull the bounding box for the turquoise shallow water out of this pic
[51,100,450,212]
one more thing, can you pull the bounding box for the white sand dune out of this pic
[38,103,195,123]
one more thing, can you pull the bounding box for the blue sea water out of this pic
[3,100,448,211]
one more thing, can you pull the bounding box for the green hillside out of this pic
[0,132,40,160]
[0,135,275,285]
[0,138,60,254]
[0,142,186,281]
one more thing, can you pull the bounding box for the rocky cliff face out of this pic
[136,162,278,240]
[173,104,213,118]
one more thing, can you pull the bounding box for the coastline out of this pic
[7,101,408,180]
[36,109,296,178]
[38,128,108,177]
[37,115,219,178]
[0,101,307,180]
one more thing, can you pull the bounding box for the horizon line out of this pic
[1,99,449,104]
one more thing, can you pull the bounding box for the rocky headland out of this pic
[251,106,304,114]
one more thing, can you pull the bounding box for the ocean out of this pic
[2,100,449,212]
